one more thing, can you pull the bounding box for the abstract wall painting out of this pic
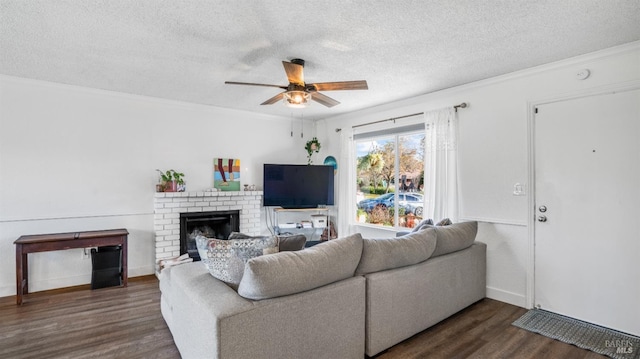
[213,158,241,191]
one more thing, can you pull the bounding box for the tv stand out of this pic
[273,207,329,243]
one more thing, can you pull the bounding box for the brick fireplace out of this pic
[153,191,262,263]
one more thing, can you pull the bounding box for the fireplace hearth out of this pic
[180,210,239,260]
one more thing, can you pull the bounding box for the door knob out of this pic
[538,216,547,222]
[539,205,547,213]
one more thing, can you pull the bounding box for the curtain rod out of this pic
[335,102,467,132]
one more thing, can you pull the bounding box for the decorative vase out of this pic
[164,181,178,192]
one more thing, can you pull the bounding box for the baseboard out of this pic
[486,286,527,308]
[0,274,91,298]
[0,265,155,298]
[128,265,155,278]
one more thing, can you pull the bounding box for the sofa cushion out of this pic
[228,232,306,252]
[237,233,363,300]
[277,234,307,251]
[196,235,279,289]
[355,228,437,275]
[431,221,478,257]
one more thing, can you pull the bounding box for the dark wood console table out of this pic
[14,228,128,305]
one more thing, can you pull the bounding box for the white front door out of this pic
[534,89,640,336]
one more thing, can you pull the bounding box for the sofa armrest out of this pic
[161,263,255,358]
[161,262,366,359]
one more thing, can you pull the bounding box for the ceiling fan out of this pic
[225,58,368,108]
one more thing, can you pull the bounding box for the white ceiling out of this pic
[1,1,639,120]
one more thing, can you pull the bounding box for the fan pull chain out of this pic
[290,112,294,137]
[300,113,304,138]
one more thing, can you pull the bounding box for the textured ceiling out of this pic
[1,1,639,120]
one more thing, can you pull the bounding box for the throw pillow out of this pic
[195,235,211,264]
[237,233,363,300]
[431,221,478,257]
[355,228,438,275]
[411,218,434,232]
[196,235,279,289]
[228,232,306,252]
[436,218,452,226]
[227,232,255,239]
[277,234,307,251]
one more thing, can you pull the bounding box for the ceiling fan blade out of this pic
[282,61,304,86]
[260,92,285,105]
[309,80,368,91]
[311,92,340,108]
[225,81,287,89]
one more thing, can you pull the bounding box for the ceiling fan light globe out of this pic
[283,90,311,108]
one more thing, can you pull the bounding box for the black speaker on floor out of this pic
[91,246,122,289]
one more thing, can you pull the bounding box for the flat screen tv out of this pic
[263,164,335,208]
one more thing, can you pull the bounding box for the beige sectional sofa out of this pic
[160,222,486,359]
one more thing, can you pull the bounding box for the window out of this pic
[355,125,425,229]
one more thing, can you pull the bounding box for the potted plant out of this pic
[305,137,321,165]
[156,169,185,192]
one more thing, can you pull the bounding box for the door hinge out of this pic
[534,107,539,114]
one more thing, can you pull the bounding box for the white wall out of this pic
[316,42,640,307]
[0,76,312,296]
[2,43,638,304]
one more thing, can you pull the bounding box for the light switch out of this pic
[513,183,526,196]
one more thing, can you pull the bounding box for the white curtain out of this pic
[337,128,356,237]
[423,107,459,222]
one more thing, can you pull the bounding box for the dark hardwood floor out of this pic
[0,276,607,359]
[372,299,607,359]
[0,276,179,359]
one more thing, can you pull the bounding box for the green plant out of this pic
[305,137,321,165]
[156,169,185,185]
[389,206,405,217]
[360,186,394,195]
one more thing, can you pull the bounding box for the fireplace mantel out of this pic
[153,191,262,263]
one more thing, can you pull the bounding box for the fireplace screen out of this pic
[180,210,239,260]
